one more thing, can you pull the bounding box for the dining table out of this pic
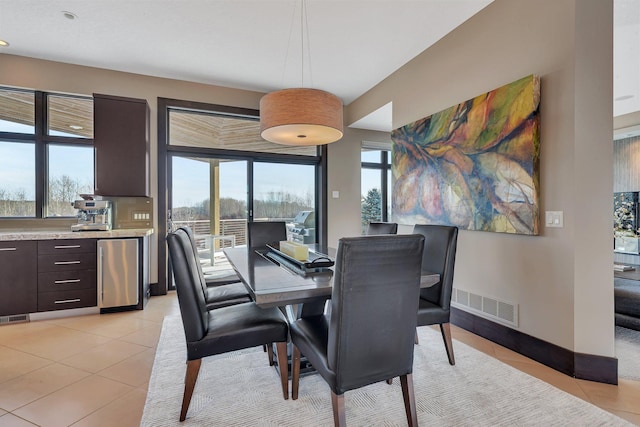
[224,244,441,317]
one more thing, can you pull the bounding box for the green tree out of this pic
[361,188,382,227]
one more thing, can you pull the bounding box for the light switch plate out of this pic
[332,191,340,199]
[545,211,564,228]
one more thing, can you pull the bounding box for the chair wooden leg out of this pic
[400,374,417,427]
[440,322,455,365]
[415,328,419,345]
[292,344,301,400]
[180,359,201,422]
[275,341,289,400]
[331,391,346,427]
[267,343,275,366]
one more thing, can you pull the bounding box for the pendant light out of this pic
[260,0,343,146]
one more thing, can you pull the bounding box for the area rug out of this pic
[142,315,631,426]
[616,326,640,381]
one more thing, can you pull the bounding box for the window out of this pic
[0,87,94,218]
[47,94,94,138]
[0,141,35,216]
[361,144,392,233]
[159,97,326,291]
[0,88,35,133]
[254,162,316,243]
[166,107,321,238]
[47,144,94,216]
[169,110,317,156]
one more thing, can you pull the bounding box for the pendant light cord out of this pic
[281,0,313,89]
[302,0,313,88]
[301,0,305,88]
[281,2,297,88]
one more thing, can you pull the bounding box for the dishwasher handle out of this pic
[97,245,104,306]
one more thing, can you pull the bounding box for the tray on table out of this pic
[262,242,334,275]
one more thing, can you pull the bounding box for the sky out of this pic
[0,120,93,199]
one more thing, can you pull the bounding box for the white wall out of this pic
[341,0,614,356]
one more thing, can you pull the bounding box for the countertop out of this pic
[0,228,154,241]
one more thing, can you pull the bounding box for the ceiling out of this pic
[0,0,494,131]
[0,0,637,133]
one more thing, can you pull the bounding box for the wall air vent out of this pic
[452,287,518,328]
[0,314,29,325]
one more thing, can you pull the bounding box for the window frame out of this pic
[0,87,94,219]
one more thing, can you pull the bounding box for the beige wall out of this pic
[0,0,617,357]
[326,127,391,246]
[344,0,614,356]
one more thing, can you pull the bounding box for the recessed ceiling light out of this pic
[615,95,634,101]
[61,11,78,20]
[69,125,83,130]
[0,40,9,47]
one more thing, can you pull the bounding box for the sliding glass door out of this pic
[170,155,247,277]
[158,97,325,293]
[253,162,316,243]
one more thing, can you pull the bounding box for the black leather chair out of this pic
[412,224,458,365]
[366,221,398,235]
[290,234,425,426]
[247,220,291,356]
[179,226,242,287]
[176,226,251,310]
[167,229,290,422]
[247,221,288,249]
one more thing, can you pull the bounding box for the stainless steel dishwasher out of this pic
[97,238,139,309]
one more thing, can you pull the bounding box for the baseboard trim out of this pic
[150,282,167,296]
[574,352,618,385]
[451,307,618,385]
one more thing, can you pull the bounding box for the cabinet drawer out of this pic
[1,240,36,252]
[38,269,96,292]
[38,253,97,272]
[38,239,96,255]
[37,288,97,312]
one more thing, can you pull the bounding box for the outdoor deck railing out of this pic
[172,218,294,249]
[172,219,247,248]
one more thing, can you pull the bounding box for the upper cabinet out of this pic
[93,94,150,197]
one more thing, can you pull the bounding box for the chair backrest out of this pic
[327,234,424,392]
[366,221,398,235]
[176,226,208,294]
[412,224,458,308]
[167,229,209,343]
[247,221,287,249]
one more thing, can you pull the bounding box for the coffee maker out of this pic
[71,199,113,231]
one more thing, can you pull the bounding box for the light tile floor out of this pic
[0,292,639,426]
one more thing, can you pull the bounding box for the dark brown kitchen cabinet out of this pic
[37,239,97,312]
[0,241,37,316]
[93,93,150,197]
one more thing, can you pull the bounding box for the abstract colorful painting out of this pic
[391,75,540,235]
